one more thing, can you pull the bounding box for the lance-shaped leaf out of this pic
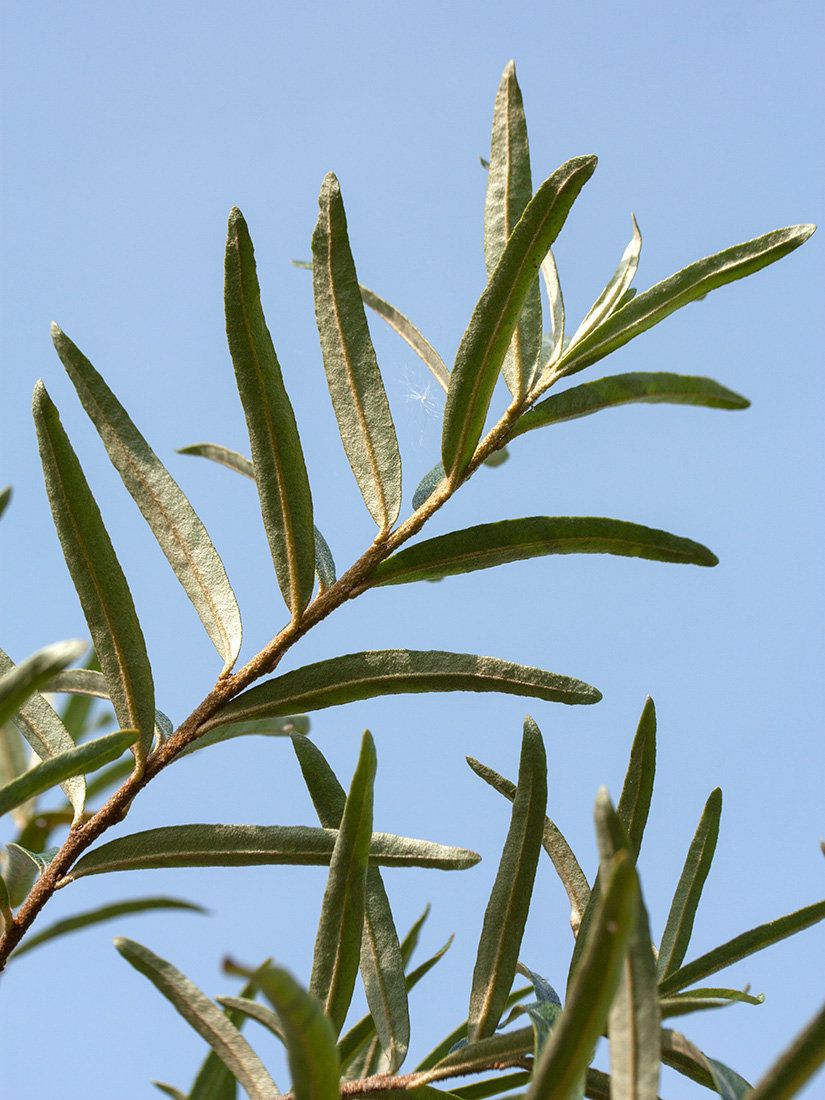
[0,644,87,825]
[215,996,284,1042]
[310,731,376,1036]
[658,897,825,996]
[43,668,175,751]
[312,173,402,532]
[616,696,657,859]
[0,723,32,831]
[0,728,135,819]
[252,967,339,1100]
[52,325,243,674]
[566,215,642,353]
[3,843,59,907]
[484,61,541,397]
[510,372,750,440]
[68,823,480,879]
[558,224,816,379]
[659,987,764,1019]
[359,285,450,392]
[414,984,531,1072]
[466,755,590,935]
[412,461,446,511]
[747,998,825,1100]
[114,938,280,1099]
[372,516,716,588]
[0,485,10,519]
[425,1026,535,1079]
[527,851,639,1100]
[176,716,310,760]
[468,717,547,1042]
[32,382,156,758]
[656,788,722,981]
[661,1029,752,1099]
[537,251,565,374]
[0,639,87,728]
[205,650,601,731]
[294,735,409,1070]
[442,154,597,480]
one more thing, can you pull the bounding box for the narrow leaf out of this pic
[425,1026,534,1078]
[747,998,825,1100]
[52,325,243,675]
[69,823,481,879]
[558,224,816,378]
[412,461,446,510]
[11,896,206,959]
[661,1029,752,1099]
[0,722,32,830]
[442,154,597,480]
[312,173,402,531]
[114,938,280,1098]
[215,996,285,1042]
[359,285,450,392]
[152,1084,188,1100]
[451,1072,531,1099]
[659,987,764,1019]
[616,696,657,859]
[566,215,642,351]
[538,251,564,372]
[310,730,376,1036]
[414,985,530,1072]
[656,788,722,981]
[3,844,59,906]
[177,716,310,760]
[32,382,156,758]
[510,372,750,440]
[372,516,716,587]
[468,717,547,1042]
[0,485,10,519]
[0,639,87,727]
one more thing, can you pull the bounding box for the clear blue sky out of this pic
[1,2,823,1097]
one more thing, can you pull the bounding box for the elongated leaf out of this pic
[43,667,176,749]
[175,716,309,759]
[294,736,409,1070]
[11,896,205,959]
[0,639,87,728]
[373,516,716,587]
[52,325,243,674]
[661,1029,752,1099]
[0,728,134,819]
[0,645,87,825]
[510,372,750,440]
[658,897,825,996]
[747,998,825,1100]
[538,251,564,373]
[469,717,547,1042]
[359,285,450,392]
[253,967,338,1100]
[0,722,32,830]
[32,382,156,759]
[414,985,531,1072]
[2,843,41,906]
[659,986,764,1019]
[412,461,446,511]
[208,650,600,731]
[0,485,10,519]
[426,1026,534,1078]
[312,173,402,531]
[558,224,816,378]
[215,996,285,1041]
[310,731,376,1036]
[466,755,590,935]
[484,61,541,397]
[153,1084,188,1100]
[400,904,430,966]
[567,215,642,352]
[527,852,639,1100]
[656,788,722,981]
[225,209,316,616]
[616,697,657,859]
[442,155,597,480]
[69,823,480,880]
[451,1072,531,1100]
[114,938,279,1098]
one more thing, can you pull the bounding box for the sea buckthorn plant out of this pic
[0,62,822,1100]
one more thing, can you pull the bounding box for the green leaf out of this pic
[52,325,243,676]
[207,650,600,730]
[451,1072,531,1099]
[359,285,450,392]
[114,938,280,1099]
[616,696,657,859]
[10,896,206,959]
[152,1084,188,1100]
[0,485,10,519]
[0,639,88,728]
[484,61,541,397]
[252,966,339,1100]
[224,210,316,617]
[32,382,156,759]
[43,667,176,749]
[510,372,750,440]
[177,716,310,760]
[658,897,825,996]
[412,461,446,510]
[3,844,59,907]
[425,1026,534,1078]
[527,851,639,1100]
[312,173,402,532]
[468,717,547,1042]
[68,823,480,879]
[747,998,825,1100]
[0,866,14,931]
[310,730,376,1037]
[0,723,32,830]
[442,154,597,480]
[465,755,590,935]
[414,985,530,1072]
[215,996,285,1042]
[537,251,565,374]
[293,735,409,1070]
[661,1029,752,1099]
[372,517,716,587]
[400,904,430,966]
[0,728,135,820]
[659,987,764,1019]
[566,215,642,352]
[656,788,722,981]
[557,224,816,379]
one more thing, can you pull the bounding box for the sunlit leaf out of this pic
[176,716,310,760]
[152,1083,188,1100]
[44,668,176,750]
[53,325,243,675]
[659,986,764,1019]
[0,639,87,728]
[537,251,564,374]
[425,1026,534,1078]
[414,985,530,1072]
[312,173,402,532]
[747,998,825,1100]
[566,214,642,352]
[359,285,450,392]
[616,696,657,859]
[0,722,32,830]
[225,209,316,617]
[215,996,285,1042]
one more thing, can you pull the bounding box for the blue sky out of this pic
[1,2,823,1097]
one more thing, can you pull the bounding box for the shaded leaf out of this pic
[44,667,176,748]
[659,987,764,1019]
[3,844,59,907]
[152,1084,188,1100]
[215,996,285,1042]
[0,722,32,830]
[312,173,402,532]
[414,985,531,1072]
[451,1072,531,1099]
[0,639,87,728]
[53,325,243,675]
[661,1029,752,1099]
[177,716,310,760]
[0,485,10,519]
[372,516,717,587]
[359,285,450,392]
[747,998,825,1100]
[566,215,642,352]
[412,461,446,511]
[225,209,316,617]
[616,696,657,859]
[442,154,597,480]
[426,1026,534,1078]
